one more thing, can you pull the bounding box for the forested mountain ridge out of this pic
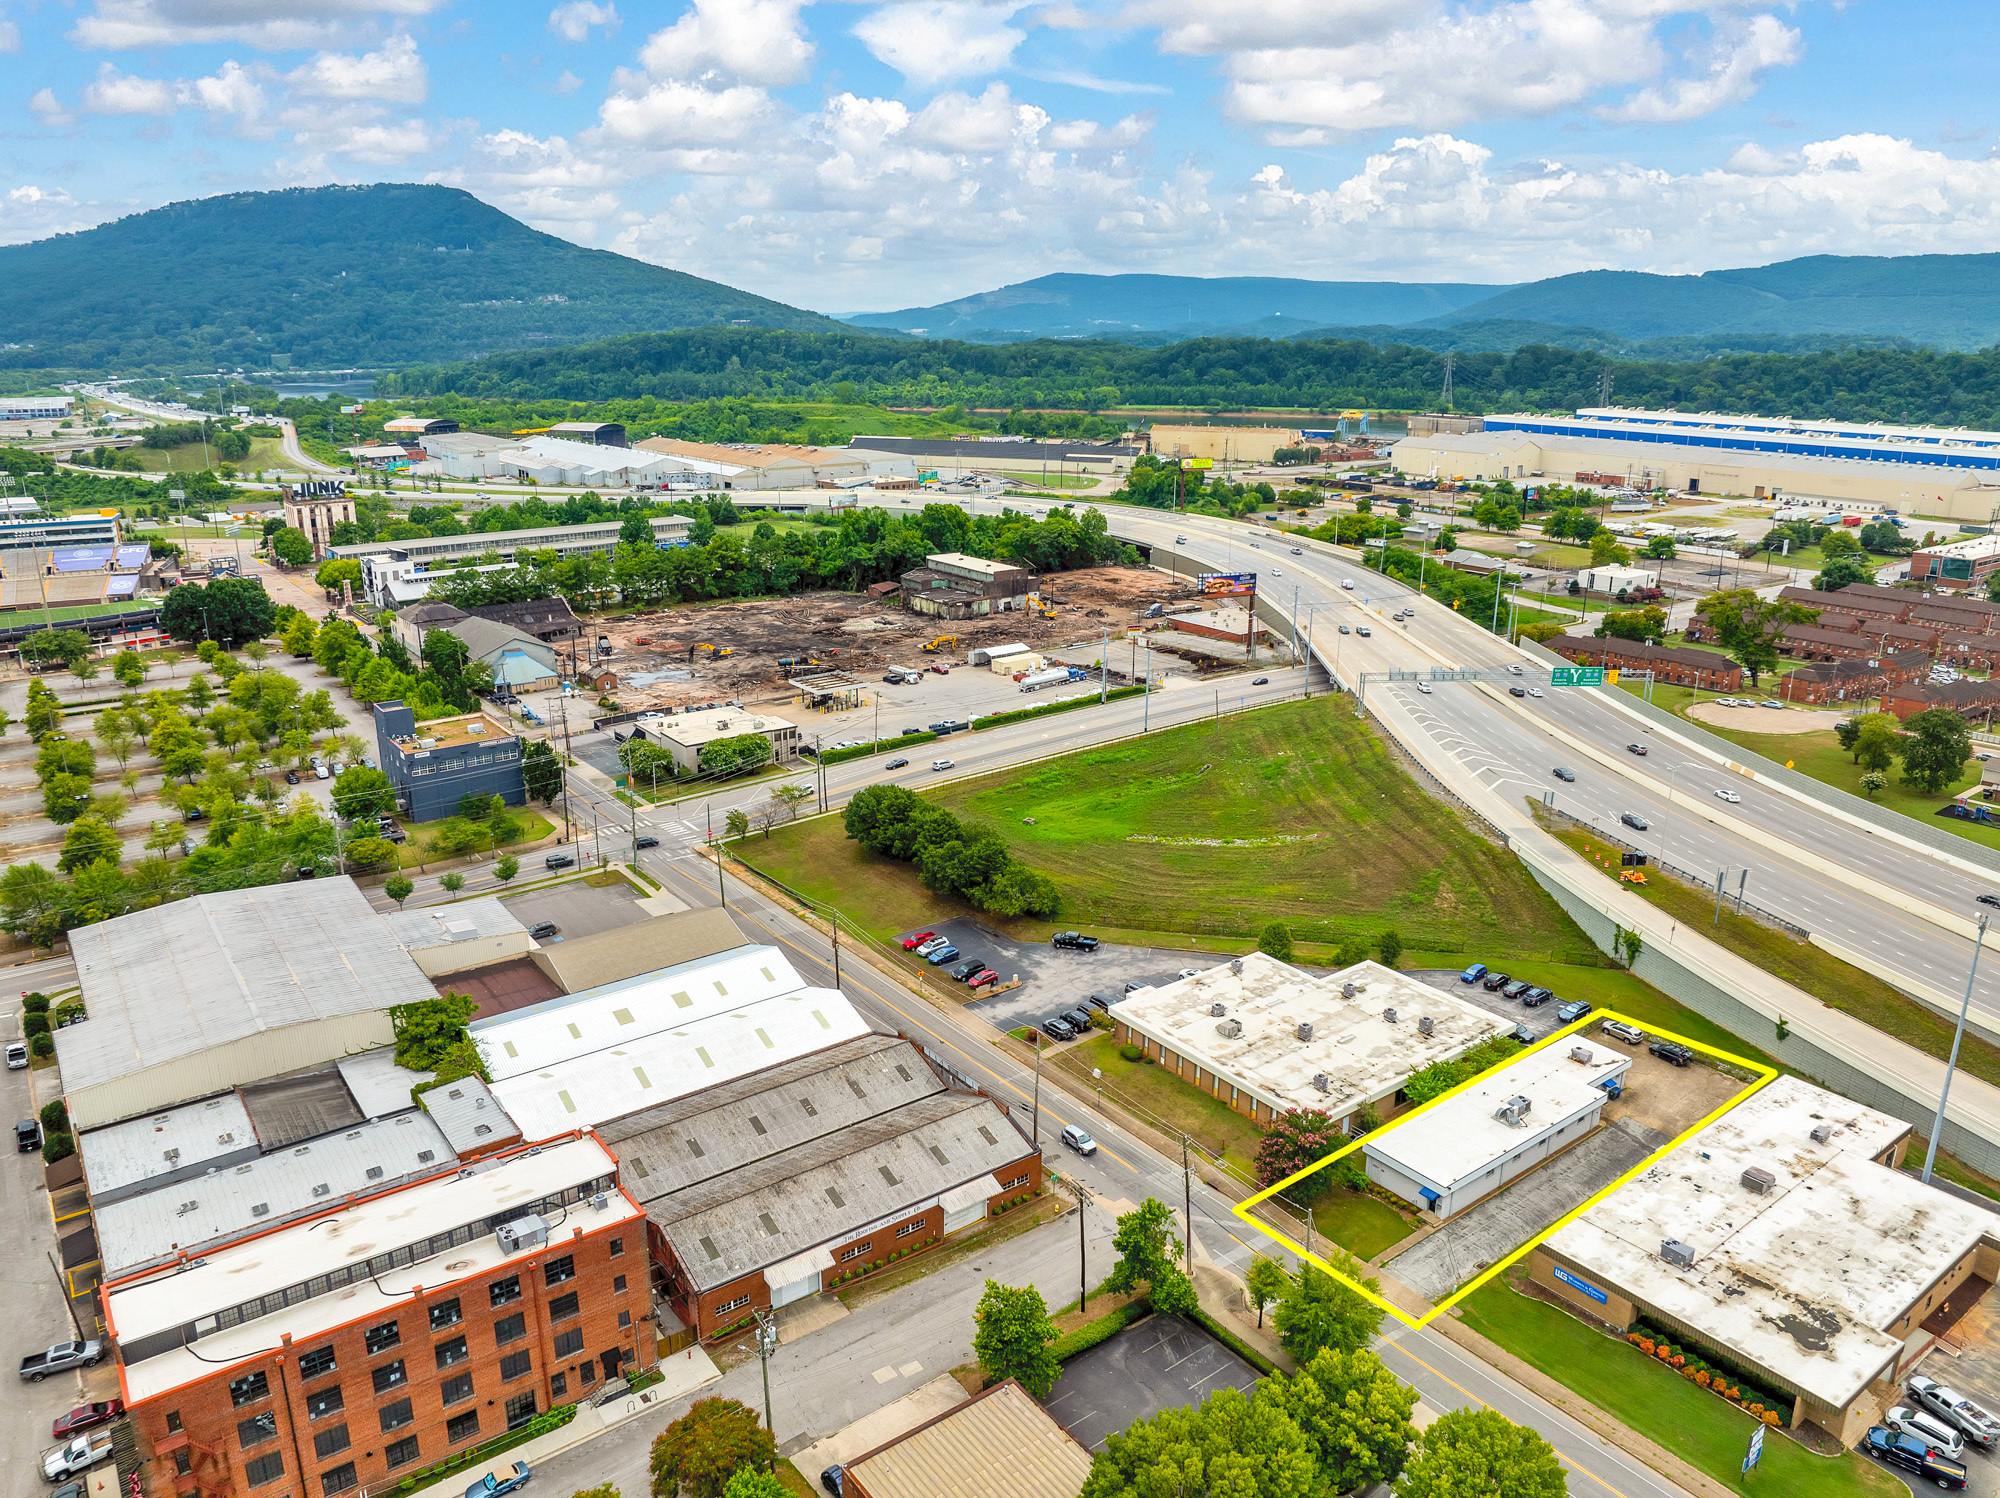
[0,184,843,372]
[383,326,2000,427]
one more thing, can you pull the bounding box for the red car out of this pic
[53,1402,124,1439]
[901,931,938,951]
[929,664,950,675]
[967,968,999,989]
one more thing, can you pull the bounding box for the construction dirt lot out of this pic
[588,565,1239,713]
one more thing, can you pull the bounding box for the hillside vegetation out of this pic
[388,326,2000,427]
[0,184,842,372]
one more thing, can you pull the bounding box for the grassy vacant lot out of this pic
[1459,1269,1901,1498]
[1056,1033,1265,1180]
[1553,824,2000,1088]
[917,698,1604,964]
[126,435,293,474]
[1312,1190,1417,1260]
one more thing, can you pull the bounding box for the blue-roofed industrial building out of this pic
[370,701,526,822]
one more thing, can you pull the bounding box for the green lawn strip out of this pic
[393,810,555,869]
[1917,1149,2000,1203]
[1457,1271,1900,1498]
[1055,1033,1265,1180]
[1549,825,2000,1086]
[927,698,1602,964]
[1310,1189,1417,1259]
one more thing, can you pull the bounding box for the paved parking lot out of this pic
[1043,1315,1262,1452]
[502,878,647,941]
[1906,1287,2000,1498]
[1409,968,1565,1042]
[895,918,1220,1035]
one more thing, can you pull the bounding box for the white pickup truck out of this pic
[43,1432,115,1482]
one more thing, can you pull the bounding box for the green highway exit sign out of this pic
[1550,667,1604,687]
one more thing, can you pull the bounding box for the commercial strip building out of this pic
[899,552,1036,619]
[1532,1076,2000,1444]
[630,708,804,773]
[331,517,694,607]
[1363,1040,1630,1220]
[839,1379,1092,1498]
[370,703,525,823]
[108,1133,649,1498]
[603,1034,1038,1338]
[1576,564,1659,595]
[1107,955,1507,1130]
[1390,413,2000,517]
[636,438,918,490]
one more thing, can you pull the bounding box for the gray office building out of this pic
[372,701,526,822]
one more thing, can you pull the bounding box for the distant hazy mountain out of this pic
[0,184,844,373]
[845,273,1506,340]
[850,255,2000,350]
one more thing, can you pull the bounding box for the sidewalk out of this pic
[403,1347,721,1498]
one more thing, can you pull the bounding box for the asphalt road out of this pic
[476,771,1704,1498]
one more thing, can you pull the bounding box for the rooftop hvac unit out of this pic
[1216,1018,1243,1039]
[1383,1007,1398,1023]
[1569,1045,1594,1064]
[1342,983,1359,998]
[1296,1022,1314,1043]
[495,1213,549,1255]
[1229,958,1243,976]
[1809,1123,1832,1144]
[1495,1095,1533,1127]
[1312,1073,1330,1093]
[1210,1002,1227,1017]
[1741,1167,1776,1195]
[1661,1239,1696,1269]
[590,1193,609,1211]
[1418,1016,1434,1035]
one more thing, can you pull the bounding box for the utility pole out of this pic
[1714,868,1727,925]
[1441,353,1456,412]
[1030,1032,1044,1145]
[1181,1134,1194,1279]
[1923,909,1991,1184]
[1099,629,1108,703]
[751,1308,778,1432]
[555,693,574,845]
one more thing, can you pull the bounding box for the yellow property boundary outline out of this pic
[1232,1009,1779,1331]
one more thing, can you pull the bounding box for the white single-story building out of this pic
[1534,1075,2000,1445]
[1365,1039,1630,1219]
[1107,953,1508,1128]
[1578,564,1661,594]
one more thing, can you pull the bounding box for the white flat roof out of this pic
[1367,1040,1629,1193]
[380,895,526,952]
[108,1136,633,1400]
[336,1047,437,1119]
[929,552,1023,576]
[1108,955,1507,1114]
[647,711,799,748]
[1915,534,2000,560]
[1547,1076,1996,1410]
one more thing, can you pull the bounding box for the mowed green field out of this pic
[923,698,1599,963]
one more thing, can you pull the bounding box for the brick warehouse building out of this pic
[107,1135,653,1498]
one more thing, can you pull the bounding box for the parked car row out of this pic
[900,932,998,987]
[1460,963,1591,1024]
[1038,993,1109,1042]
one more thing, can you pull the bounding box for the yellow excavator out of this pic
[921,635,959,653]
[687,642,734,660]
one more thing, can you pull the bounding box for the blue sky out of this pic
[4,0,2000,315]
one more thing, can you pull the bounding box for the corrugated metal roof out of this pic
[489,987,871,1139]
[653,1094,1032,1291]
[603,1035,938,1203]
[846,1381,1091,1498]
[421,1075,521,1156]
[61,880,438,1094]
[96,1109,452,1279]
[79,1094,257,1205]
[526,906,748,994]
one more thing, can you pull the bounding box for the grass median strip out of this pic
[1551,823,2000,1088]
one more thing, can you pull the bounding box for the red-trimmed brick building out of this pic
[1548,635,1744,690]
[107,1135,651,1498]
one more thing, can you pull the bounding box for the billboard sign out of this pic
[339,404,365,415]
[1179,457,1213,470]
[1197,572,1256,600]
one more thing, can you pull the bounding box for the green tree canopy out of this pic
[1693,589,1819,687]
[1901,706,1973,794]
[1395,1408,1566,1498]
[1261,1347,1417,1495]
[1106,1198,1197,1316]
[1080,1386,1316,1498]
[1273,1254,1382,1362]
[649,1398,776,1498]
[972,1279,1062,1399]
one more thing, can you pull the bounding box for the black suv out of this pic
[544,853,575,869]
[1052,932,1100,951]
[950,959,984,981]
[1482,971,1513,991]
[1650,1040,1694,1067]
[1039,1016,1077,1042]
[528,921,559,940]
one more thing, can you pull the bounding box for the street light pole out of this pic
[752,1308,778,1433]
[1030,1032,1043,1145]
[1923,909,1991,1184]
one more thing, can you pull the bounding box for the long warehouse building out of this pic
[1391,406,2000,518]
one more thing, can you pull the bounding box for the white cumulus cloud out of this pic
[549,1,620,41]
[70,0,446,52]
[852,0,1027,87]
[636,0,813,86]
[80,64,179,116]
[287,34,428,104]
[1606,13,1802,124]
